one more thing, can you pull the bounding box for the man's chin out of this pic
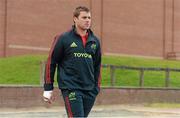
[84,27,90,30]
[80,26,90,30]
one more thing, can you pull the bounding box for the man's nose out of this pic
[86,18,90,22]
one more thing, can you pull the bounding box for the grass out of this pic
[0,55,180,87]
[0,55,47,85]
[102,56,180,88]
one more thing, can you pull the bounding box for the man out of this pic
[43,6,101,117]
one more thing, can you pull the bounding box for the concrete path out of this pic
[0,105,180,118]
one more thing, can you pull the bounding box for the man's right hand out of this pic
[43,91,54,104]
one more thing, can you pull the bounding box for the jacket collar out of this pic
[71,25,96,42]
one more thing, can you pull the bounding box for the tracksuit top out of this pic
[44,26,101,91]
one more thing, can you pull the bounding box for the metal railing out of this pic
[102,64,180,87]
[40,61,180,88]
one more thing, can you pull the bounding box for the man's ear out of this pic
[73,17,78,23]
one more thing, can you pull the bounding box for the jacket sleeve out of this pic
[94,40,102,90]
[44,35,64,91]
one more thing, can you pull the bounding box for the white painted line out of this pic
[8,44,50,51]
[104,52,162,59]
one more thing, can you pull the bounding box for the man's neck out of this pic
[75,26,87,37]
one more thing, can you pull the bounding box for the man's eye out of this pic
[82,17,91,19]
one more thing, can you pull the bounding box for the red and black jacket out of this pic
[44,26,101,91]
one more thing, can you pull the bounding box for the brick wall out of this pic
[0,86,180,108]
[0,0,6,57]
[1,0,180,59]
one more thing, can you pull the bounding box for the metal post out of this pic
[139,69,144,87]
[40,61,45,86]
[110,66,115,86]
[165,68,170,87]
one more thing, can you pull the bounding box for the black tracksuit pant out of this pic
[61,88,98,117]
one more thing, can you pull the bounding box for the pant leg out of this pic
[61,89,84,117]
[83,96,96,117]
[83,88,98,117]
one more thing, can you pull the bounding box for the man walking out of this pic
[43,6,101,117]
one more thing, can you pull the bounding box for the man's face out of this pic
[74,11,91,30]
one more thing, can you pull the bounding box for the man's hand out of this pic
[43,91,55,104]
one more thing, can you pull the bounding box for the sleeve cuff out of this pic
[44,83,54,91]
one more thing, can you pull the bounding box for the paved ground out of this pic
[0,105,180,118]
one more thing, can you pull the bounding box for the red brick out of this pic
[0,0,180,59]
